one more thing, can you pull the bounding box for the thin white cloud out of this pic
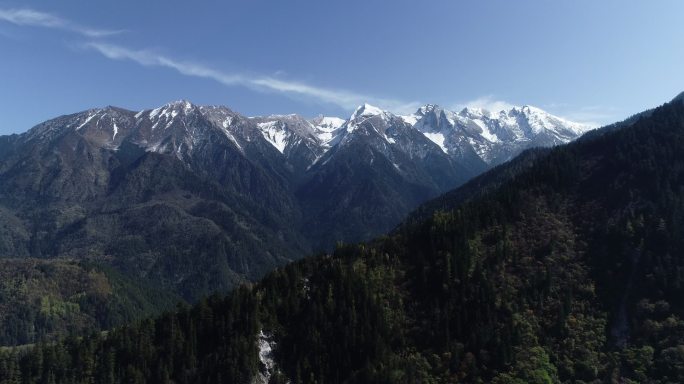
[83,42,419,114]
[0,7,421,115]
[0,7,619,125]
[0,8,122,37]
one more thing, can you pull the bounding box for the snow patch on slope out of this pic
[314,116,345,130]
[312,116,345,147]
[400,114,419,126]
[258,121,288,153]
[76,113,97,131]
[471,119,499,143]
[422,132,448,153]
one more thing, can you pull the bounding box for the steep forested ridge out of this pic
[2,97,684,383]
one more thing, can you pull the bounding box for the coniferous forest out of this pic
[1,93,684,382]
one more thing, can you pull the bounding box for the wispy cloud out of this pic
[83,42,419,113]
[0,7,418,115]
[9,7,610,123]
[0,6,417,114]
[0,8,122,37]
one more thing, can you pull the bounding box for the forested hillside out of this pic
[1,97,683,383]
[0,260,180,346]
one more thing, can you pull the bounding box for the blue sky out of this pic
[0,0,683,134]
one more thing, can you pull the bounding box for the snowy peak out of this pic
[403,103,593,165]
[328,103,445,164]
[350,103,387,120]
[458,106,495,119]
[249,114,332,170]
[165,99,196,112]
[252,114,319,151]
[343,104,405,140]
[502,105,592,137]
[311,116,345,148]
[198,105,238,127]
[311,116,345,131]
[263,114,318,139]
[68,108,135,143]
[412,103,447,117]
[404,105,455,133]
[121,101,252,158]
[416,104,440,116]
[144,100,200,123]
[402,105,456,154]
[134,102,249,153]
[19,99,593,178]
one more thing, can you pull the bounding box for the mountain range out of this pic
[1,93,682,383]
[0,100,590,344]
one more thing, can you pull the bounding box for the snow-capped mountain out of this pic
[249,114,329,173]
[25,100,255,157]
[133,100,291,161]
[295,103,471,248]
[0,98,596,308]
[4,99,591,254]
[318,103,440,158]
[403,104,593,167]
[252,102,591,248]
[249,102,591,177]
[25,99,589,178]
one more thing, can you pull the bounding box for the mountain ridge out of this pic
[17,99,591,170]
[0,98,591,345]
[1,94,682,383]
